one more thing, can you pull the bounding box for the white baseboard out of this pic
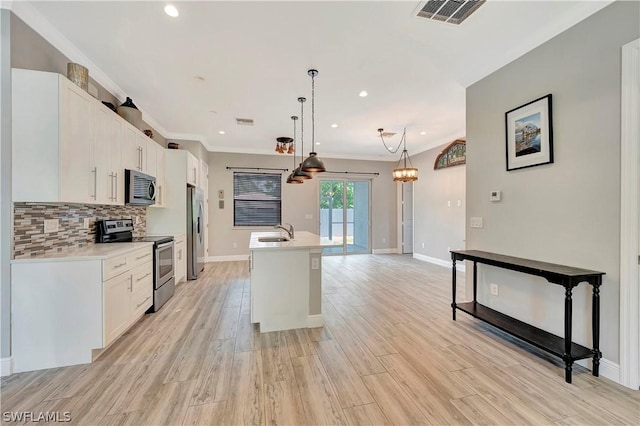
[372,248,399,254]
[413,253,466,272]
[1,356,13,377]
[207,255,249,262]
[576,357,620,384]
[307,314,323,328]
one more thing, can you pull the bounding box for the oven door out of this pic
[155,241,175,288]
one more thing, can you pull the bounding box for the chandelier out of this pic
[275,137,294,154]
[378,127,418,183]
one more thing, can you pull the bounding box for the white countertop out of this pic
[11,242,154,264]
[249,231,342,251]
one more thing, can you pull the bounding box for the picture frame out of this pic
[505,94,553,171]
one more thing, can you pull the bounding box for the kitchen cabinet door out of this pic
[155,146,166,207]
[186,153,199,186]
[59,79,95,203]
[104,273,131,346]
[95,105,124,204]
[174,236,186,283]
[123,124,147,173]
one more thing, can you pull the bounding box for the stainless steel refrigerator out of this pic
[187,186,205,279]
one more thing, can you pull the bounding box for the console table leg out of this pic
[564,285,573,383]
[592,278,601,377]
[473,261,477,303]
[452,258,457,321]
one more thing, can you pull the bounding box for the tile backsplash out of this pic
[13,203,147,258]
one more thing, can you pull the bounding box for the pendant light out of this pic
[301,69,326,173]
[286,116,303,184]
[292,97,312,181]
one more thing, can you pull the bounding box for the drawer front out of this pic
[103,253,129,281]
[130,247,153,269]
[131,261,153,294]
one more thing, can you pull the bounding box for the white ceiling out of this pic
[15,1,612,160]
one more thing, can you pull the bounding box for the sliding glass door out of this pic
[319,179,370,255]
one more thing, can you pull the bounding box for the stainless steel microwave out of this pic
[125,169,156,206]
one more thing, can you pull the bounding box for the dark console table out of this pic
[450,250,604,383]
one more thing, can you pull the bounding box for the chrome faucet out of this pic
[274,223,294,240]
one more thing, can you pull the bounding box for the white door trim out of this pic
[619,38,639,390]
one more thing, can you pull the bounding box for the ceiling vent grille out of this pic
[416,0,485,25]
[236,118,254,126]
[381,131,396,138]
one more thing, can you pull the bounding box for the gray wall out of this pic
[1,9,12,360]
[466,1,640,364]
[208,152,397,257]
[412,144,466,262]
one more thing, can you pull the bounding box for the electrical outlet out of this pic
[305,214,313,219]
[470,217,483,228]
[43,219,59,233]
[232,242,238,249]
[382,237,386,243]
[457,200,462,207]
[421,242,425,248]
[490,283,499,296]
[83,218,91,229]
[447,200,451,207]
[311,258,320,270]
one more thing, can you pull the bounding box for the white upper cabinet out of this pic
[122,124,148,174]
[186,152,199,187]
[95,104,123,204]
[12,68,158,205]
[147,141,167,208]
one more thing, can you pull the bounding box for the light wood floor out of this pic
[2,255,638,425]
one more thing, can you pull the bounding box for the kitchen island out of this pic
[249,231,339,333]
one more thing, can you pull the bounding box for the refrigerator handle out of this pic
[197,217,200,234]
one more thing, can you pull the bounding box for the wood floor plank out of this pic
[291,355,346,425]
[221,351,264,425]
[342,402,390,426]
[213,306,240,340]
[283,328,317,358]
[189,338,235,406]
[137,380,195,426]
[259,331,295,384]
[451,394,514,426]
[182,401,226,426]
[314,339,375,408]
[264,379,307,426]
[326,324,387,376]
[361,372,429,425]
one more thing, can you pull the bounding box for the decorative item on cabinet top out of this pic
[167,142,180,149]
[117,97,142,129]
[434,139,466,170]
[66,63,88,91]
[143,129,154,138]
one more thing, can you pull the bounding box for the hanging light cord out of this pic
[311,73,315,152]
[299,97,305,157]
[398,129,414,168]
[291,116,298,169]
[379,128,406,154]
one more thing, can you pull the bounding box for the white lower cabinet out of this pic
[11,245,153,373]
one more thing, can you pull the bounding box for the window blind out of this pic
[233,172,282,226]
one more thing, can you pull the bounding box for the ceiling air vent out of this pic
[236,118,254,126]
[381,131,396,138]
[416,0,485,25]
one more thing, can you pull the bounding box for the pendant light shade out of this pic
[390,128,418,182]
[302,69,326,173]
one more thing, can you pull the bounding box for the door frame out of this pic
[319,178,372,255]
[619,38,639,389]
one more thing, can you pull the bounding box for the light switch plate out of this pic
[219,200,224,209]
[490,190,501,202]
[44,219,59,233]
[305,214,313,220]
[311,258,320,270]
[470,217,483,228]
[218,190,224,199]
[83,218,91,229]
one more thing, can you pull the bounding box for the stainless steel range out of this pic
[96,219,175,312]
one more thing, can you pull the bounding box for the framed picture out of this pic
[505,94,553,171]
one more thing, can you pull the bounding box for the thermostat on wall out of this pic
[490,190,501,202]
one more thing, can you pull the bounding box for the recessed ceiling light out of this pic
[164,5,179,17]
[420,131,426,135]
[218,131,225,135]
[359,91,368,97]
[331,124,338,128]
[316,143,321,145]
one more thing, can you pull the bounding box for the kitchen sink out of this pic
[258,236,290,242]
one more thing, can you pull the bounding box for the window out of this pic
[233,172,282,226]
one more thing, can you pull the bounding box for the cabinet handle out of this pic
[128,276,133,292]
[114,172,118,202]
[113,261,127,269]
[136,253,150,261]
[136,272,151,282]
[178,249,182,260]
[136,296,151,309]
[91,167,97,199]
[137,147,142,170]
